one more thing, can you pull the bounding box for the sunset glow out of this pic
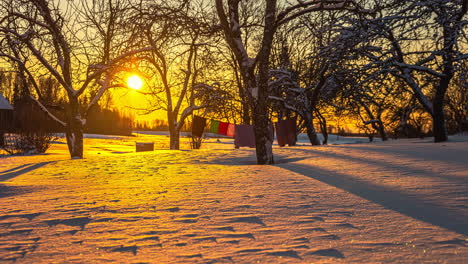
[127,75,143,90]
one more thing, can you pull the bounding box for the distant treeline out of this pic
[86,107,133,136]
[134,119,191,132]
[0,72,134,136]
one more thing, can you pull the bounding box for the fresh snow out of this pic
[0,133,467,263]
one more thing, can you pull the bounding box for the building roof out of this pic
[0,92,13,110]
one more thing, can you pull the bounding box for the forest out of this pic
[0,0,466,164]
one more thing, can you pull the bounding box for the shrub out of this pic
[1,132,57,155]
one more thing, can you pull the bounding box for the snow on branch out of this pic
[28,95,66,127]
[1,28,71,92]
[276,0,374,27]
[393,62,446,78]
[268,95,300,112]
[176,104,206,131]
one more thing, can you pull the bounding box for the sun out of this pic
[127,74,143,90]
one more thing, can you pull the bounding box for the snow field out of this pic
[0,134,467,263]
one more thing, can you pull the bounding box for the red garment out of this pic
[286,117,297,146]
[218,122,229,135]
[275,118,296,146]
[226,123,235,137]
[275,120,288,147]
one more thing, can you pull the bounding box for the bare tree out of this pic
[339,0,467,142]
[215,0,373,164]
[445,59,468,134]
[131,0,231,149]
[0,0,151,158]
[268,11,350,145]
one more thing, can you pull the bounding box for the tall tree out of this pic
[0,0,150,158]
[131,0,231,149]
[215,0,373,164]
[340,0,467,142]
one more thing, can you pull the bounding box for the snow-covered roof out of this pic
[0,92,13,110]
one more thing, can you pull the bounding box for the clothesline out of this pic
[191,115,297,148]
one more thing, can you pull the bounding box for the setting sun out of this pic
[127,75,143,90]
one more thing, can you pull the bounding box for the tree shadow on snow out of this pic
[0,161,56,182]
[201,155,309,166]
[0,184,36,198]
[291,148,468,185]
[276,162,468,236]
[330,142,468,167]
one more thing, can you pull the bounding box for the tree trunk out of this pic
[65,98,84,159]
[316,110,328,145]
[66,128,83,159]
[377,121,388,141]
[252,0,277,165]
[169,129,180,150]
[304,112,320,145]
[431,22,454,143]
[371,120,388,141]
[167,112,180,150]
[432,98,448,142]
[215,0,275,164]
[252,103,274,165]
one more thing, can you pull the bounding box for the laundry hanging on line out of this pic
[218,122,229,136]
[209,120,220,134]
[226,123,235,137]
[235,123,275,148]
[275,117,297,147]
[197,118,277,149]
[286,117,297,146]
[191,115,206,138]
[234,124,255,148]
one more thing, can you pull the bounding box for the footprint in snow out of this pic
[176,218,198,223]
[305,227,326,232]
[267,250,302,259]
[236,248,271,253]
[223,240,240,244]
[204,256,234,264]
[432,238,467,246]
[294,216,324,225]
[223,233,255,240]
[307,248,344,259]
[229,216,265,226]
[193,236,217,243]
[166,207,180,212]
[293,237,310,243]
[110,245,138,255]
[320,234,340,240]
[176,253,202,259]
[213,226,235,232]
[43,216,91,230]
[0,212,42,221]
[135,236,160,242]
[181,213,199,218]
[1,229,33,236]
[336,223,359,229]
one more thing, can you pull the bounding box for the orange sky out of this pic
[111,87,166,123]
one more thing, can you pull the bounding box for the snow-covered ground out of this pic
[0,133,467,263]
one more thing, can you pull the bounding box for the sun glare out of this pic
[127,75,143,90]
